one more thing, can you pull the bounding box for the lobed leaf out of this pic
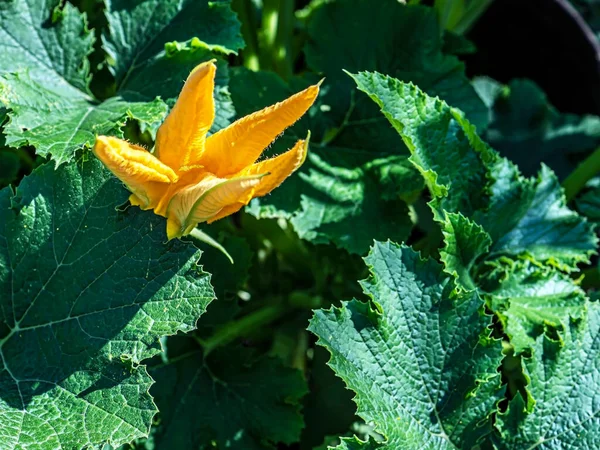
[309,242,503,449]
[0,156,213,449]
[496,302,600,449]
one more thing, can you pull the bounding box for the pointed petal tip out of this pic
[189,59,217,78]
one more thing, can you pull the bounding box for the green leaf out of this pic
[232,68,419,254]
[0,156,213,448]
[103,0,243,84]
[309,242,503,449]
[496,302,600,449]
[484,261,587,354]
[473,78,600,179]
[305,0,488,131]
[0,0,94,97]
[135,339,307,449]
[301,346,357,449]
[0,0,239,164]
[439,212,492,291]
[0,1,170,164]
[576,177,600,223]
[479,163,598,270]
[0,71,168,165]
[351,71,597,270]
[0,149,20,188]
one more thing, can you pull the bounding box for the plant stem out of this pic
[563,146,600,202]
[453,0,494,35]
[435,0,493,35]
[260,0,295,79]
[260,0,280,71]
[232,0,261,71]
[198,304,288,355]
[272,0,295,79]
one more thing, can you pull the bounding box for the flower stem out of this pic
[189,228,234,264]
[562,146,600,202]
[197,304,288,355]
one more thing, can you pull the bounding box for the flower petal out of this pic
[154,60,216,170]
[206,203,245,224]
[201,81,320,177]
[234,137,309,198]
[92,136,177,209]
[166,173,267,239]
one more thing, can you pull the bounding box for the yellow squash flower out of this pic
[92,60,320,240]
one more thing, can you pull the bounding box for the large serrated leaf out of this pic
[0,0,240,164]
[0,156,213,449]
[351,71,597,270]
[309,242,503,449]
[0,72,168,166]
[496,302,600,449]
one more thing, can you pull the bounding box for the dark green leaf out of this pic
[305,0,488,130]
[136,339,307,449]
[474,78,600,179]
[103,0,243,84]
[0,0,94,96]
[232,68,419,254]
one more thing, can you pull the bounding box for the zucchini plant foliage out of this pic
[0,0,600,449]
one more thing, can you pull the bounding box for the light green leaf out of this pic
[0,71,168,165]
[0,0,94,97]
[439,212,491,291]
[0,0,239,164]
[103,0,243,84]
[0,156,213,449]
[309,242,503,449]
[351,71,597,269]
[133,339,307,449]
[484,261,587,354]
[232,68,420,254]
[497,302,600,449]
[0,1,169,164]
